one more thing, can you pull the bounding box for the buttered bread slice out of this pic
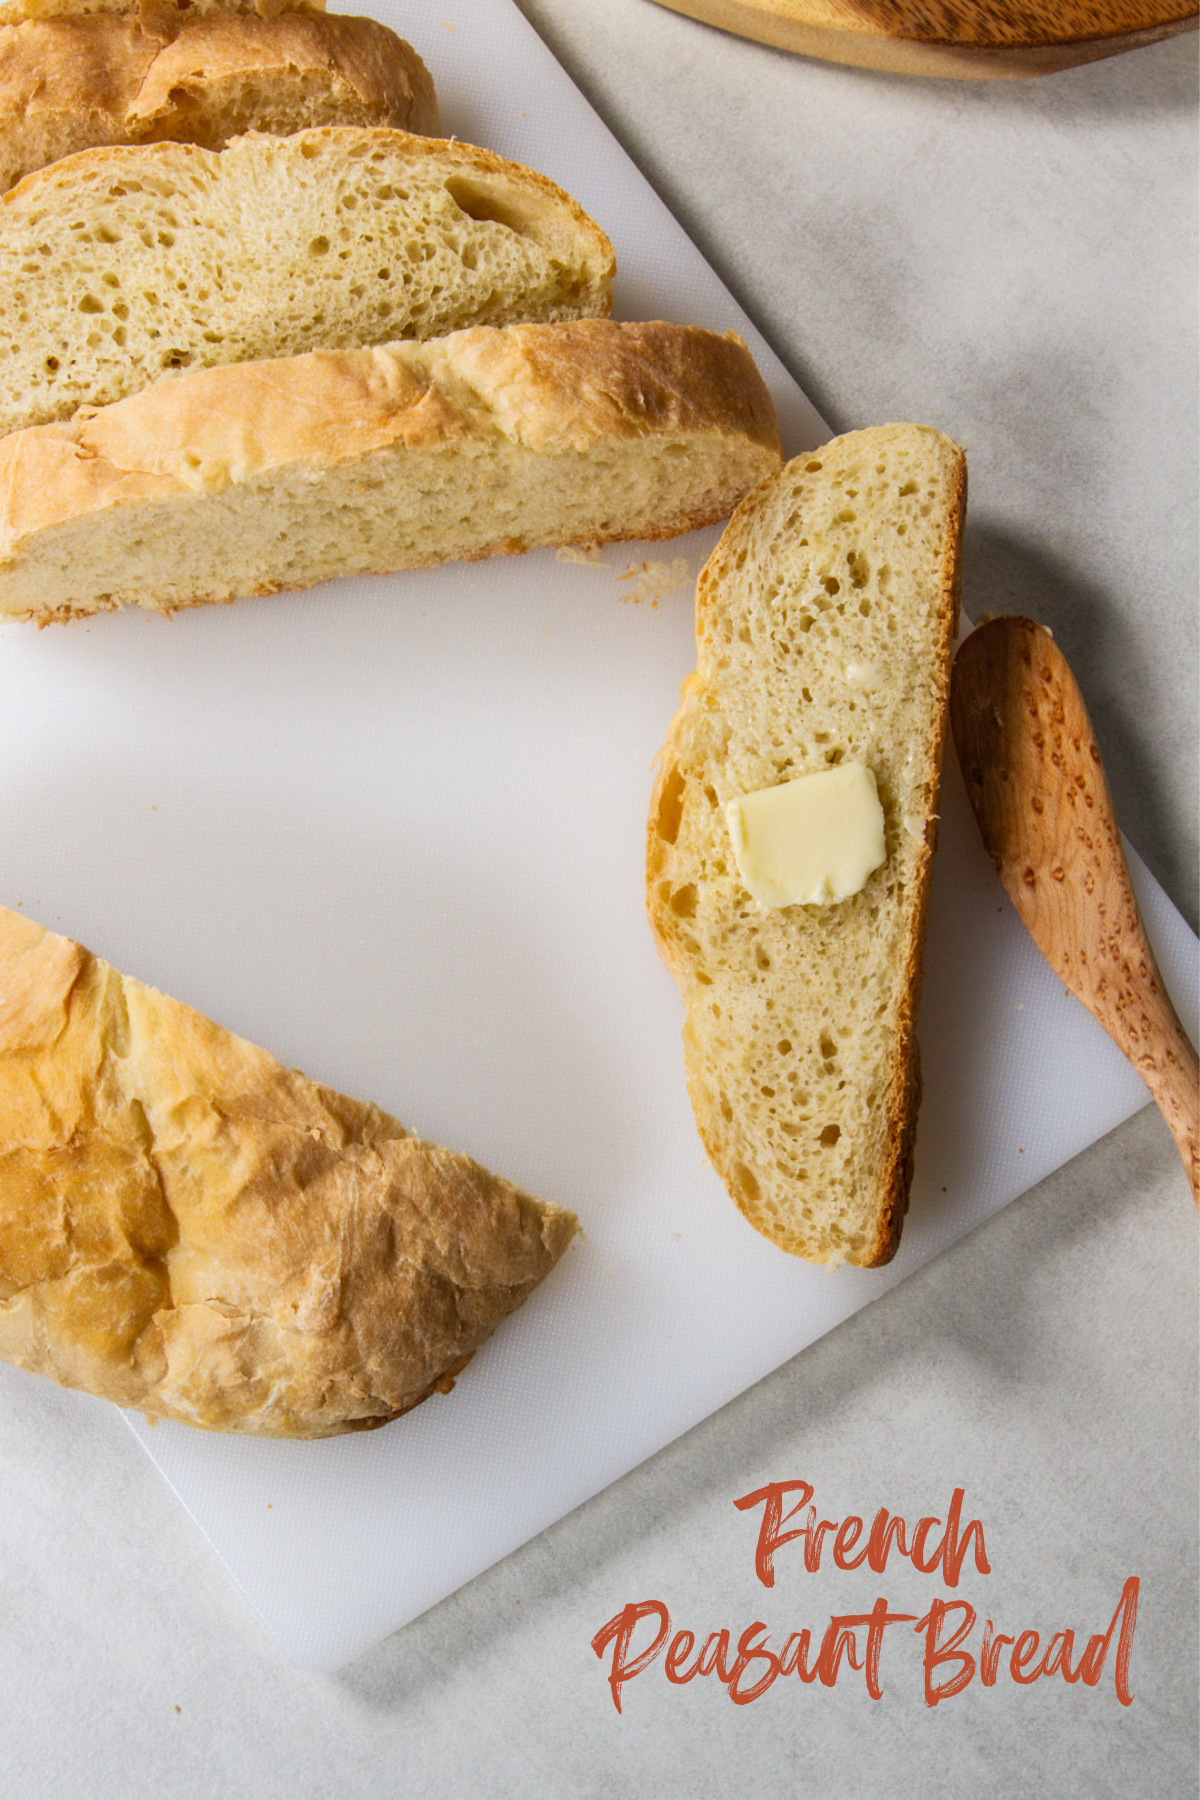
[0,904,578,1437]
[647,426,966,1267]
[0,6,440,195]
[0,125,614,434]
[0,319,781,622]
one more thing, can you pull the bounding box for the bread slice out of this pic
[646,426,966,1267]
[0,125,614,434]
[0,319,782,622]
[0,8,440,195]
[0,904,578,1437]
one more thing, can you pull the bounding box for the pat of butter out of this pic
[725,763,886,907]
[841,660,881,691]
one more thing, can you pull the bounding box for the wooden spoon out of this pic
[951,616,1198,1203]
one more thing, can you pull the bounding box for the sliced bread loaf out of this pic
[0,125,614,434]
[0,319,782,622]
[0,8,440,194]
[0,903,578,1437]
[646,426,966,1267]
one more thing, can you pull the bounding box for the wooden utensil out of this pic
[951,616,1198,1202]
[647,0,1197,80]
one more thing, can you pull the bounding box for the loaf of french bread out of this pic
[0,0,326,17]
[0,903,578,1437]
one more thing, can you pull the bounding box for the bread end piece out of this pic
[0,903,579,1436]
[647,425,965,1267]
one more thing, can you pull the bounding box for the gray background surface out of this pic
[2,6,1197,1796]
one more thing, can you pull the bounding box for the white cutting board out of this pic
[0,0,1195,1673]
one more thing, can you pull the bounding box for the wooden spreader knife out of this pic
[950,616,1198,1204]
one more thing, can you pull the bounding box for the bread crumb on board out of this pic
[555,548,693,607]
[620,557,691,605]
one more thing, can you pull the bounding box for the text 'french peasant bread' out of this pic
[0,319,782,622]
[647,425,966,1267]
[0,125,614,434]
[0,904,578,1437]
[0,7,440,195]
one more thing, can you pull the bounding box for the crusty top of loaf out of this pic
[0,10,440,135]
[0,321,781,557]
[0,10,438,136]
[0,0,323,21]
[0,904,578,1437]
[134,11,437,129]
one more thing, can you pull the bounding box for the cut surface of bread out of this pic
[0,9,440,194]
[0,125,614,434]
[0,319,782,622]
[647,426,966,1267]
[0,904,578,1438]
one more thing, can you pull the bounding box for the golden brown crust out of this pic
[0,347,460,552]
[0,10,439,192]
[0,325,778,525]
[0,1,326,22]
[868,448,964,1264]
[0,905,578,1435]
[130,13,440,137]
